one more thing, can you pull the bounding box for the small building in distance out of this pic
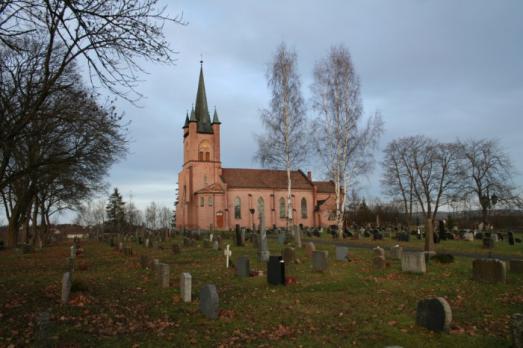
[175,64,337,231]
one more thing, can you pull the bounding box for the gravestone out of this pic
[463,232,474,241]
[240,229,246,246]
[511,313,523,348]
[180,272,192,302]
[416,297,452,332]
[373,246,385,258]
[509,232,515,246]
[172,243,181,255]
[282,247,296,264]
[235,225,243,246]
[118,242,124,251]
[312,251,328,272]
[145,238,150,248]
[294,225,302,248]
[510,260,523,274]
[61,272,72,304]
[224,244,232,268]
[140,255,150,269]
[35,311,51,346]
[199,284,219,319]
[401,252,426,274]
[277,233,286,245]
[212,240,220,251]
[257,216,270,262]
[235,256,250,277]
[482,237,495,249]
[305,242,316,257]
[472,258,506,283]
[373,256,386,269]
[70,245,77,259]
[267,256,285,285]
[159,263,170,288]
[335,246,349,261]
[390,245,403,260]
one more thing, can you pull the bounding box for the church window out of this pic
[234,197,241,219]
[301,198,308,219]
[279,197,286,218]
[208,196,213,207]
[200,196,204,207]
[205,152,210,161]
[199,140,211,162]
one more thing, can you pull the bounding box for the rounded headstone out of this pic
[416,297,452,332]
[199,284,219,319]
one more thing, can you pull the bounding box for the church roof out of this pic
[194,63,213,134]
[313,181,336,193]
[221,168,313,190]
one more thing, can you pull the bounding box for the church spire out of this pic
[194,62,213,133]
[212,106,221,125]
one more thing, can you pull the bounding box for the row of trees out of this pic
[0,0,183,246]
[382,136,521,249]
[76,188,174,233]
[255,43,383,238]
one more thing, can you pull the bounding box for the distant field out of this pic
[0,237,521,347]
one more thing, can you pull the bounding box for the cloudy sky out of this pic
[94,0,522,217]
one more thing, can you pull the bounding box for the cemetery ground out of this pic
[1,236,522,347]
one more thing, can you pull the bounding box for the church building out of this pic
[175,64,337,231]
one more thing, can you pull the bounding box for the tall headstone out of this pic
[257,215,270,262]
[199,284,219,319]
[472,258,506,283]
[240,229,246,246]
[61,272,72,304]
[145,238,150,248]
[416,297,452,332]
[180,272,192,302]
[294,225,302,248]
[373,246,385,258]
[235,225,243,246]
[224,244,232,268]
[401,252,426,274]
[509,232,515,246]
[70,245,77,259]
[312,251,328,272]
[235,256,250,277]
[282,247,296,264]
[267,256,285,285]
[159,263,170,288]
[335,246,349,261]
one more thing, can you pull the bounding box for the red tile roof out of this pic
[221,168,313,190]
[313,181,336,193]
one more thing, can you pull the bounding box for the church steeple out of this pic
[194,62,213,134]
[212,107,221,125]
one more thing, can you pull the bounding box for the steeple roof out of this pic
[194,63,213,133]
[183,111,189,128]
[212,107,221,125]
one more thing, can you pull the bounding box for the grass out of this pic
[0,236,522,347]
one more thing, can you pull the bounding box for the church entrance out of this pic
[216,211,224,229]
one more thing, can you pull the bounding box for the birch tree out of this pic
[255,43,308,230]
[311,45,382,238]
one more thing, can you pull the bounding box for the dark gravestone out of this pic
[312,251,328,272]
[199,284,219,319]
[267,256,285,285]
[509,232,515,246]
[510,260,523,274]
[235,256,250,277]
[416,297,452,332]
[483,237,495,249]
[235,225,243,246]
[472,258,507,283]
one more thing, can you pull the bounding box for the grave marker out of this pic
[199,284,219,319]
[401,252,426,274]
[416,297,452,332]
[180,272,192,302]
[305,242,316,257]
[224,244,232,268]
[61,272,72,304]
[335,246,349,261]
[267,256,285,285]
[235,256,250,277]
[472,258,506,283]
[282,247,295,264]
[312,251,328,272]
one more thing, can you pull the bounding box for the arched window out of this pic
[200,196,204,207]
[257,197,265,223]
[208,196,213,207]
[301,197,308,219]
[234,197,241,219]
[279,197,286,218]
[198,140,211,162]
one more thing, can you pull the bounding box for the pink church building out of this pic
[175,64,337,231]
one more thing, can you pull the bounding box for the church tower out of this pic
[177,62,224,230]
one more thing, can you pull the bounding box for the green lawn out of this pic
[0,236,521,347]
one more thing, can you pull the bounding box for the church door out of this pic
[216,211,224,229]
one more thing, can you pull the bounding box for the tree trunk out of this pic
[424,217,435,252]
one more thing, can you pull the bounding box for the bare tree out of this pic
[382,136,461,251]
[255,43,308,230]
[145,202,159,230]
[311,45,383,238]
[458,138,521,224]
